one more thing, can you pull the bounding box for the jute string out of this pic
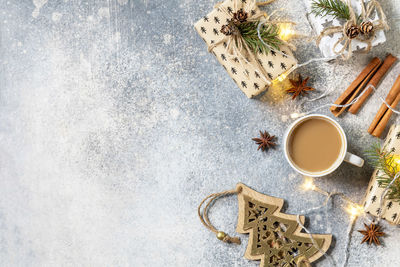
[316,0,388,60]
[198,186,319,266]
[255,0,388,72]
[197,177,399,267]
[253,4,338,76]
[208,0,298,84]
[197,187,242,244]
[209,0,388,94]
[208,0,388,93]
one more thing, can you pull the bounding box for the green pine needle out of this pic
[365,143,400,201]
[311,0,350,20]
[238,21,281,55]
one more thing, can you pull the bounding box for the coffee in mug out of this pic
[284,114,364,177]
[288,117,342,172]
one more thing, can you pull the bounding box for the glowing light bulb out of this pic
[393,155,400,169]
[386,154,400,173]
[279,23,294,41]
[346,204,364,219]
[276,73,287,82]
[302,177,316,191]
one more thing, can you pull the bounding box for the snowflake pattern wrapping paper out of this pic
[363,125,400,224]
[194,0,297,98]
[305,0,386,58]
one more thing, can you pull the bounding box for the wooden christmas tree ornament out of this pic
[198,183,332,267]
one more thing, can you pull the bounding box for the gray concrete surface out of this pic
[1,0,400,266]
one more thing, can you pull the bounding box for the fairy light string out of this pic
[197,173,400,266]
[200,2,398,265]
[214,4,398,264]
[256,14,337,83]
[298,172,400,267]
[298,177,363,267]
[290,83,400,120]
[256,9,400,267]
[256,3,400,266]
[255,11,400,121]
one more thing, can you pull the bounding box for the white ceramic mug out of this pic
[283,114,364,177]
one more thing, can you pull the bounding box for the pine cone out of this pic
[360,21,374,35]
[346,25,360,39]
[232,9,248,24]
[220,24,234,36]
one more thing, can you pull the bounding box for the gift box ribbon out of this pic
[207,0,297,85]
[316,0,388,60]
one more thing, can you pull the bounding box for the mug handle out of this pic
[344,152,364,167]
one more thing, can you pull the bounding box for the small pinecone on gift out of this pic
[232,9,248,24]
[360,21,374,35]
[346,25,360,39]
[221,24,235,35]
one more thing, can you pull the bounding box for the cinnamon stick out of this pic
[335,63,381,117]
[349,54,398,114]
[368,74,400,136]
[331,57,381,117]
[372,90,400,138]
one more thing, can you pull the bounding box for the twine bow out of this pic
[208,0,296,84]
[316,0,388,60]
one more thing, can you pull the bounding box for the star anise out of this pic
[358,223,385,245]
[286,75,315,100]
[252,131,277,152]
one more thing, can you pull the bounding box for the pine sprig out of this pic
[238,21,281,55]
[365,143,400,201]
[311,0,350,20]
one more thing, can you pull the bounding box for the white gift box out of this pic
[305,0,386,58]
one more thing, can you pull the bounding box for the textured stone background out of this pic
[1,0,400,266]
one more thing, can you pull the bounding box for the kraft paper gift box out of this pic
[305,0,386,58]
[194,0,298,98]
[363,125,400,224]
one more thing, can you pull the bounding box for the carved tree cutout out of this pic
[236,183,332,267]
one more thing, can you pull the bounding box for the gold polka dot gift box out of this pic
[194,0,297,98]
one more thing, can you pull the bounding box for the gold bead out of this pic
[216,231,227,240]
